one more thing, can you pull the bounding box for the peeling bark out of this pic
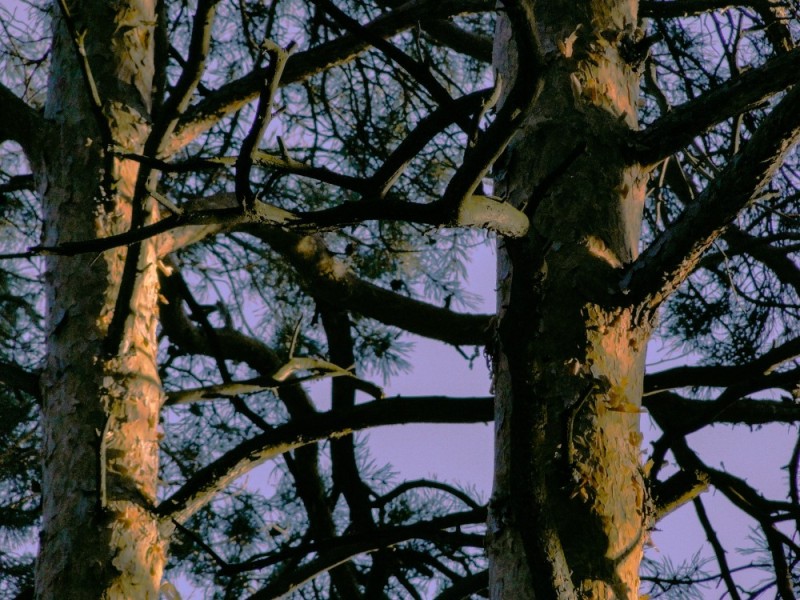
[488,1,652,598]
[35,1,165,597]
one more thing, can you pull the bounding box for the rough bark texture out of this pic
[35,1,164,597]
[489,1,651,598]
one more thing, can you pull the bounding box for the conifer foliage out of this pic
[0,0,799,598]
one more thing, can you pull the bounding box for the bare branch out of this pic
[422,20,493,63]
[433,570,489,600]
[644,387,800,437]
[243,509,486,598]
[641,0,774,18]
[237,42,295,209]
[252,227,492,346]
[168,0,494,154]
[693,498,742,600]
[157,397,492,523]
[0,83,47,162]
[644,336,800,393]
[0,360,41,401]
[621,79,800,310]
[650,469,709,522]
[634,46,800,166]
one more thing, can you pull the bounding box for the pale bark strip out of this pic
[35,1,165,597]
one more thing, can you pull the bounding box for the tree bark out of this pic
[489,1,651,598]
[35,1,165,597]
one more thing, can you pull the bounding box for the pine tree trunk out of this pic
[35,1,164,597]
[489,1,651,598]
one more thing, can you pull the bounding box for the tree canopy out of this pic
[0,0,799,598]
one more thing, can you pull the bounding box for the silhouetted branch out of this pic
[0,360,40,401]
[634,46,800,166]
[645,337,800,394]
[158,404,491,522]
[694,497,742,600]
[622,79,800,310]
[168,0,494,153]
[433,570,489,600]
[0,85,45,162]
[240,508,486,599]
[641,0,778,18]
[374,479,482,510]
[253,227,492,346]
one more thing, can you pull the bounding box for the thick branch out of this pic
[252,227,492,346]
[157,397,492,523]
[634,46,800,166]
[645,337,800,393]
[0,83,46,162]
[422,20,493,63]
[641,0,774,18]
[644,388,800,435]
[0,360,41,401]
[622,79,800,309]
[650,469,710,522]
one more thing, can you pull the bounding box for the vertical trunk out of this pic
[35,1,164,597]
[489,1,651,598]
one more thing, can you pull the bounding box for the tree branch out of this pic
[167,0,493,154]
[0,360,41,401]
[633,46,800,166]
[244,509,486,599]
[251,227,492,346]
[644,336,800,394]
[0,83,47,163]
[693,497,742,600]
[644,387,800,437]
[157,397,492,523]
[640,0,776,18]
[621,78,800,310]
[650,469,710,522]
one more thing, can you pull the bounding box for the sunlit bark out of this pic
[489,1,651,598]
[35,1,165,597]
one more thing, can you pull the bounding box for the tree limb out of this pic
[633,46,800,166]
[621,78,800,310]
[251,227,492,346]
[644,336,800,393]
[0,83,47,163]
[640,0,776,18]
[0,360,41,401]
[157,397,492,524]
[244,509,486,599]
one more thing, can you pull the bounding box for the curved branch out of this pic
[244,509,485,599]
[252,227,492,346]
[645,337,800,394]
[157,396,491,523]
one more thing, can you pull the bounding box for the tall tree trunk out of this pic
[489,1,651,598]
[35,1,164,597]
